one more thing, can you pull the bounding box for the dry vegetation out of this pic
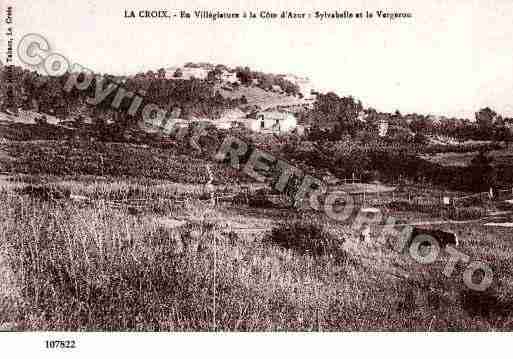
[0,176,512,331]
[217,84,309,110]
[1,116,512,331]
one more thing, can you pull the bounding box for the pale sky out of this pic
[4,0,513,118]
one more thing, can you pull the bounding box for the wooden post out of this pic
[206,164,215,207]
[100,154,104,177]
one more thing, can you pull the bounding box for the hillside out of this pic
[0,63,317,125]
[164,62,316,111]
[216,83,313,111]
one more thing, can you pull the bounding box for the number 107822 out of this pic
[45,340,76,349]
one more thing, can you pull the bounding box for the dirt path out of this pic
[404,218,484,226]
[401,213,513,227]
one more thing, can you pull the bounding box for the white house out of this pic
[378,119,389,137]
[246,110,297,133]
[221,70,239,84]
[140,108,298,134]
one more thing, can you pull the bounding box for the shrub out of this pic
[459,289,512,319]
[232,188,278,208]
[266,222,345,257]
[16,184,70,201]
[413,133,429,145]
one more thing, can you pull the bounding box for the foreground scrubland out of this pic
[1,176,512,331]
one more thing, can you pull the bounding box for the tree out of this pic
[207,68,222,82]
[313,93,363,134]
[475,107,497,133]
[145,70,156,80]
[236,66,252,85]
[259,74,274,90]
[413,132,429,145]
[281,81,300,96]
[157,68,166,79]
[173,68,183,78]
[494,115,505,127]
[469,151,496,192]
[493,125,512,142]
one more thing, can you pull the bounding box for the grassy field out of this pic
[0,136,250,184]
[0,173,512,331]
[1,117,513,331]
[216,84,311,110]
[421,144,513,167]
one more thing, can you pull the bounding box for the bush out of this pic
[413,133,429,145]
[232,188,278,208]
[459,289,512,319]
[266,222,345,257]
[17,184,70,201]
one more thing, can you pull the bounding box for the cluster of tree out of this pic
[300,90,513,143]
[206,64,228,83]
[0,65,246,132]
[234,66,301,96]
[281,137,502,192]
[404,107,512,142]
[126,72,245,120]
[301,92,365,139]
[0,65,72,118]
[474,107,513,141]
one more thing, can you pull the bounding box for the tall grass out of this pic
[266,222,346,258]
[1,195,216,330]
[1,188,513,330]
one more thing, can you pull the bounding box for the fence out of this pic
[338,175,363,184]
[351,185,513,207]
[452,187,513,205]
[451,192,490,206]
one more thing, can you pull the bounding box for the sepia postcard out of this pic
[0,0,512,356]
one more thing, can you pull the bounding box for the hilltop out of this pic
[163,62,316,110]
[0,62,317,128]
